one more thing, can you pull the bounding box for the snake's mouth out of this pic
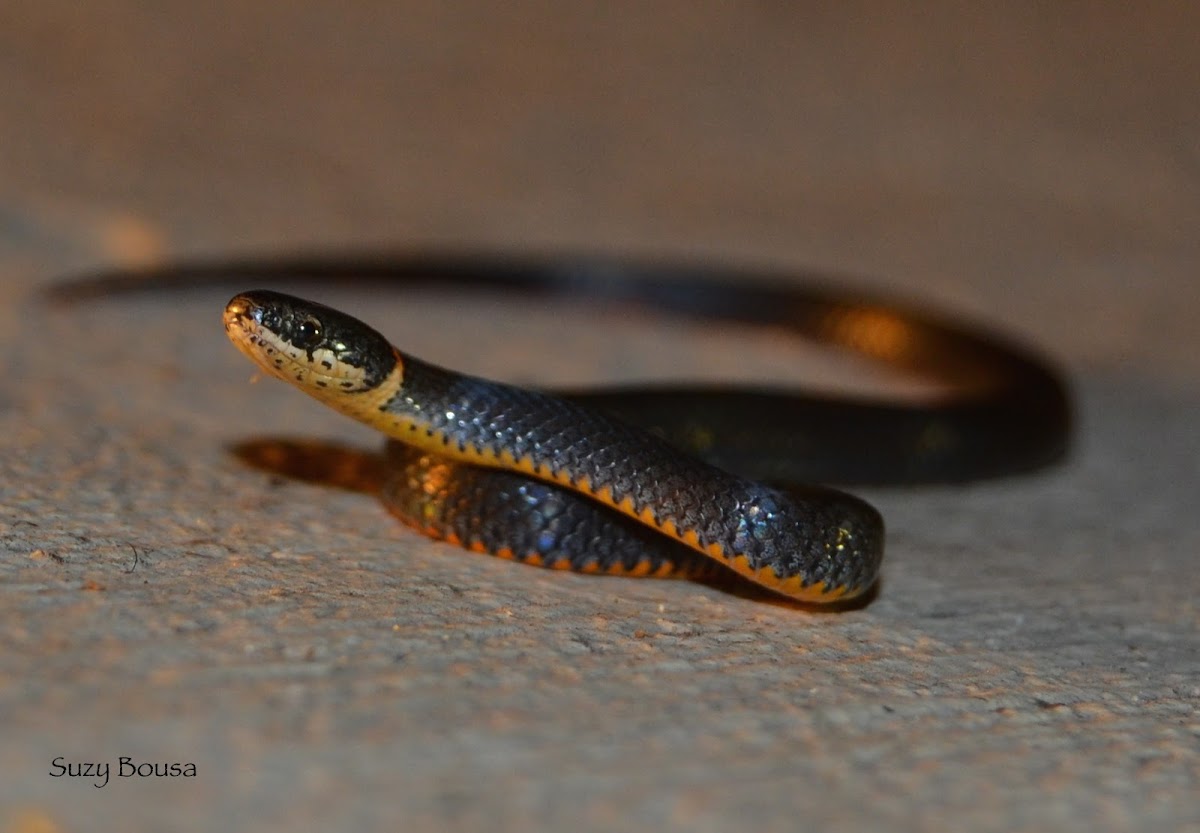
[223,295,294,383]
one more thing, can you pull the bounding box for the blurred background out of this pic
[3,2,1197,382]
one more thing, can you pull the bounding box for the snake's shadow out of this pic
[228,437,880,612]
[229,437,384,495]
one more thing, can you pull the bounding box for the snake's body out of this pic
[218,258,1070,604]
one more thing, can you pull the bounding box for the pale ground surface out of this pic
[1,4,1197,831]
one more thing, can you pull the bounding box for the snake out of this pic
[211,254,1070,604]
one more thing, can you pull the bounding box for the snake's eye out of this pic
[294,316,324,350]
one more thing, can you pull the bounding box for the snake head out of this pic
[224,290,398,394]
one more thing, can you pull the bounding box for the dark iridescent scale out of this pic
[381,443,725,579]
[379,355,884,594]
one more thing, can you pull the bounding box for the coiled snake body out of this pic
[220,258,1069,603]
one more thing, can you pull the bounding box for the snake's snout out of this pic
[223,294,279,379]
[223,295,261,332]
